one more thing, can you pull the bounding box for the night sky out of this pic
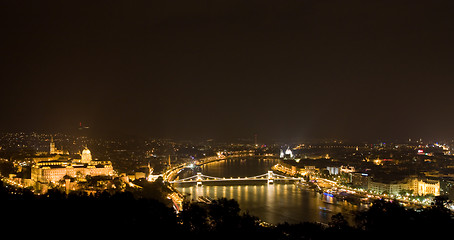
[1,0,453,142]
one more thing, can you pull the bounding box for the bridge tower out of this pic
[196,172,203,186]
[267,171,274,184]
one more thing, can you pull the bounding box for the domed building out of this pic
[280,147,294,160]
[81,147,92,164]
[31,146,114,186]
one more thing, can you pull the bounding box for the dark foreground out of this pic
[1,182,452,240]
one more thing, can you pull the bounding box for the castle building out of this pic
[31,146,114,184]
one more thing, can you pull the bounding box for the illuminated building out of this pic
[340,165,355,173]
[81,147,92,163]
[272,163,299,176]
[326,166,339,175]
[351,172,370,189]
[31,147,114,184]
[367,177,440,196]
[280,147,294,159]
[49,137,56,153]
[408,178,440,196]
[49,137,69,155]
[368,180,407,195]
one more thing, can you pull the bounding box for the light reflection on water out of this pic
[175,157,364,225]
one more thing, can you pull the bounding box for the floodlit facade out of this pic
[409,178,440,196]
[280,147,294,159]
[31,160,114,183]
[368,180,407,195]
[368,177,440,196]
[81,147,92,163]
[31,147,114,183]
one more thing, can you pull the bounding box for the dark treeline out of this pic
[1,182,452,239]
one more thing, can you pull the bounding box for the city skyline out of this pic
[1,1,454,142]
[1,130,453,224]
[1,1,454,237]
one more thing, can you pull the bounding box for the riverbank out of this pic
[271,163,434,210]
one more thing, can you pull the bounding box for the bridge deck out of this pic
[171,176,303,184]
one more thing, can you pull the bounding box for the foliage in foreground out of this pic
[1,183,452,239]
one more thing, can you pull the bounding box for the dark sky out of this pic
[1,0,453,142]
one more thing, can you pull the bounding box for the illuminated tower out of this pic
[50,137,56,154]
[81,147,92,164]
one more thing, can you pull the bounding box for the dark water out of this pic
[176,157,364,224]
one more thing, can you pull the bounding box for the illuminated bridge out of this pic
[170,171,304,186]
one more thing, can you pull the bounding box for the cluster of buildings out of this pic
[275,158,444,198]
[352,172,440,196]
[273,141,454,202]
[15,138,115,193]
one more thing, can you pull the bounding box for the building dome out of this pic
[285,147,293,158]
[82,148,90,155]
[81,147,92,163]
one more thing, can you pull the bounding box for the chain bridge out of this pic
[170,171,303,186]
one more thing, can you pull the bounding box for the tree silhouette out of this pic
[180,201,210,233]
[329,213,349,231]
[0,182,452,239]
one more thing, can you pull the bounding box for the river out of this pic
[175,157,365,225]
